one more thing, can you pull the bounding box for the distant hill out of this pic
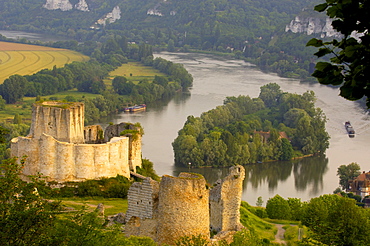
[1,0,328,82]
[0,0,317,47]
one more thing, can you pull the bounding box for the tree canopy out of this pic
[307,0,370,107]
[172,83,329,167]
[301,194,370,246]
[337,162,361,190]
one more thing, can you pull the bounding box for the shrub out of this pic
[266,194,291,220]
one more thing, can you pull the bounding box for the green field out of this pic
[0,41,89,83]
[59,198,128,216]
[109,62,167,83]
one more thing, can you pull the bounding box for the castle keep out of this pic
[125,165,245,244]
[11,101,142,182]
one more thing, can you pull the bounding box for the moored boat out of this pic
[124,104,146,113]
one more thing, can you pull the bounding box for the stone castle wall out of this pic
[125,166,245,244]
[29,102,85,144]
[210,165,245,232]
[125,178,159,222]
[11,102,141,182]
[157,173,210,245]
[11,134,131,182]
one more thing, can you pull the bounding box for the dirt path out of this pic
[273,224,287,245]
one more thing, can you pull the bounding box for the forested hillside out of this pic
[1,0,315,45]
[1,0,329,83]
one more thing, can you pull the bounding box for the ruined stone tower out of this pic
[29,101,85,143]
[125,165,245,244]
[11,102,142,182]
[209,165,245,232]
[157,173,210,244]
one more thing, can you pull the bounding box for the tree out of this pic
[301,194,370,246]
[258,83,282,107]
[307,0,370,107]
[0,95,5,110]
[0,75,28,103]
[265,194,291,220]
[279,138,294,161]
[256,196,263,207]
[337,162,361,190]
[0,157,61,245]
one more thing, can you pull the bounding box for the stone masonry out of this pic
[11,101,142,182]
[125,165,245,244]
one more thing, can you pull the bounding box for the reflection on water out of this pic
[293,155,329,195]
[173,155,328,202]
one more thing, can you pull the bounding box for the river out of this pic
[2,29,369,205]
[109,52,370,205]
[0,30,69,42]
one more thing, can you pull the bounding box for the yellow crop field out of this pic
[0,41,89,83]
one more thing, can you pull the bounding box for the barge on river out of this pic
[124,104,146,113]
[345,121,355,137]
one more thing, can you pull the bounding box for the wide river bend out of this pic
[108,52,370,205]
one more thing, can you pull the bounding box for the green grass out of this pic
[283,225,307,245]
[58,197,128,216]
[264,218,301,225]
[110,62,167,83]
[239,201,276,241]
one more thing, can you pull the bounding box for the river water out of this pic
[0,30,69,42]
[110,52,370,205]
[2,29,369,205]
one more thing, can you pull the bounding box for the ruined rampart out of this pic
[11,102,142,182]
[210,165,245,232]
[125,166,245,244]
[29,101,85,143]
[157,173,210,244]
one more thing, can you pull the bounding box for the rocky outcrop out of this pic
[43,0,73,11]
[95,6,121,26]
[285,15,340,38]
[43,0,89,12]
[75,0,89,12]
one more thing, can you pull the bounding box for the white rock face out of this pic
[43,0,73,11]
[285,16,340,38]
[96,6,121,25]
[75,0,89,12]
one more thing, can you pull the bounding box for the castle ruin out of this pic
[125,165,245,244]
[11,101,142,182]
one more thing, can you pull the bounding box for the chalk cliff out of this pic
[95,6,121,25]
[75,0,89,12]
[43,0,73,11]
[285,15,340,38]
[43,0,89,12]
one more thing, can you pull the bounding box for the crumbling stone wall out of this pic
[104,122,142,171]
[125,166,245,245]
[210,165,245,233]
[157,173,210,245]
[84,125,104,144]
[11,102,142,182]
[29,101,85,144]
[125,178,159,222]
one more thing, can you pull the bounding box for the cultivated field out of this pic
[0,41,89,83]
[110,62,167,83]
